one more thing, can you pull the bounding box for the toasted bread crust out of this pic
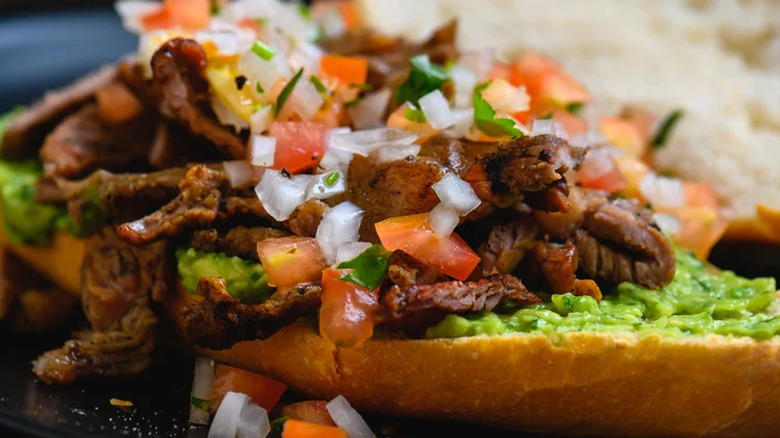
[166,283,780,438]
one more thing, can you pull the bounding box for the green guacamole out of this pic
[176,248,274,305]
[426,249,779,340]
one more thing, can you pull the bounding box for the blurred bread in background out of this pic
[360,0,780,242]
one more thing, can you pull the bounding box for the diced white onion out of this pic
[654,212,683,236]
[316,202,364,265]
[449,64,478,108]
[481,80,529,115]
[188,357,215,425]
[432,173,481,215]
[372,144,421,164]
[115,0,159,34]
[329,128,419,157]
[282,78,324,121]
[250,105,273,134]
[335,241,372,265]
[195,30,240,56]
[318,4,346,37]
[237,402,270,438]
[531,119,556,136]
[444,108,474,138]
[222,0,318,43]
[348,88,392,130]
[208,391,247,438]
[639,173,685,209]
[255,169,309,221]
[212,97,250,131]
[427,203,460,237]
[306,171,346,200]
[249,135,277,167]
[223,160,254,189]
[326,395,376,438]
[317,148,354,174]
[288,41,324,75]
[237,46,290,92]
[418,89,455,130]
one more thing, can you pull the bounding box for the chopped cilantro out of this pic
[309,75,328,94]
[565,101,585,114]
[255,82,265,94]
[344,97,362,108]
[337,244,392,290]
[539,112,554,120]
[651,109,684,149]
[395,54,448,106]
[275,68,304,116]
[473,86,523,138]
[404,107,427,123]
[296,2,312,21]
[251,40,276,61]
[325,172,340,187]
[350,83,374,91]
[190,396,209,412]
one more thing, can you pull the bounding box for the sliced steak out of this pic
[385,251,445,287]
[151,38,245,159]
[532,241,578,294]
[479,218,538,276]
[191,226,289,260]
[32,228,168,384]
[574,197,676,289]
[184,277,322,350]
[377,274,541,332]
[39,104,156,179]
[285,199,328,237]
[1,65,116,159]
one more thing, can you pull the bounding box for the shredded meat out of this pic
[532,241,578,294]
[184,277,322,350]
[33,228,168,384]
[191,226,289,260]
[117,165,225,245]
[38,104,156,179]
[480,218,538,276]
[574,196,676,288]
[573,278,602,302]
[151,38,245,159]
[385,251,445,287]
[285,199,328,237]
[1,65,116,159]
[377,274,541,331]
[524,179,572,213]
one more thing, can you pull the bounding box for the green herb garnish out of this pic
[344,97,362,108]
[190,396,210,412]
[296,2,312,21]
[539,112,554,120]
[251,40,276,61]
[255,82,265,94]
[325,172,340,187]
[396,54,448,106]
[473,84,523,138]
[310,75,328,94]
[275,68,304,116]
[565,101,585,114]
[651,109,684,149]
[404,107,427,123]
[337,244,392,290]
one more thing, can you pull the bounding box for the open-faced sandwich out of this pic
[0,1,778,437]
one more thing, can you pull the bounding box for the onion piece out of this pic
[317,127,354,173]
[348,88,392,130]
[316,202,364,265]
[326,395,376,438]
[444,108,474,138]
[335,241,372,265]
[250,104,273,134]
[255,169,309,221]
[249,135,276,167]
[329,128,419,157]
[195,30,240,56]
[115,0,159,34]
[237,400,270,438]
[288,40,324,75]
[449,64,478,108]
[306,171,346,200]
[237,44,290,92]
[654,212,683,235]
[432,173,481,215]
[281,78,323,121]
[418,89,455,130]
[531,119,556,136]
[223,160,254,189]
[188,357,215,425]
[372,144,421,164]
[208,391,247,438]
[427,203,460,237]
[639,173,685,209]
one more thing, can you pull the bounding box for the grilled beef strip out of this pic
[532,241,579,294]
[184,277,322,350]
[151,38,246,159]
[33,227,169,384]
[1,65,116,159]
[190,226,290,260]
[479,218,539,276]
[385,251,447,287]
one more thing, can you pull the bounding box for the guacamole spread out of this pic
[426,249,779,340]
[176,248,274,305]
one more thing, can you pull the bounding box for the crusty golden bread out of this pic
[165,281,780,438]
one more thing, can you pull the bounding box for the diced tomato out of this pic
[513,51,590,115]
[375,214,480,281]
[256,237,327,290]
[683,182,719,210]
[552,109,588,135]
[599,116,646,158]
[139,6,172,31]
[319,268,378,348]
[166,0,210,29]
[319,55,368,86]
[95,82,142,125]
[269,122,326,174]
[282,419,347,438]
[576,150,629,193]
[281,401,336,426]
[211,364,287,413]
[488,62,511,82]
